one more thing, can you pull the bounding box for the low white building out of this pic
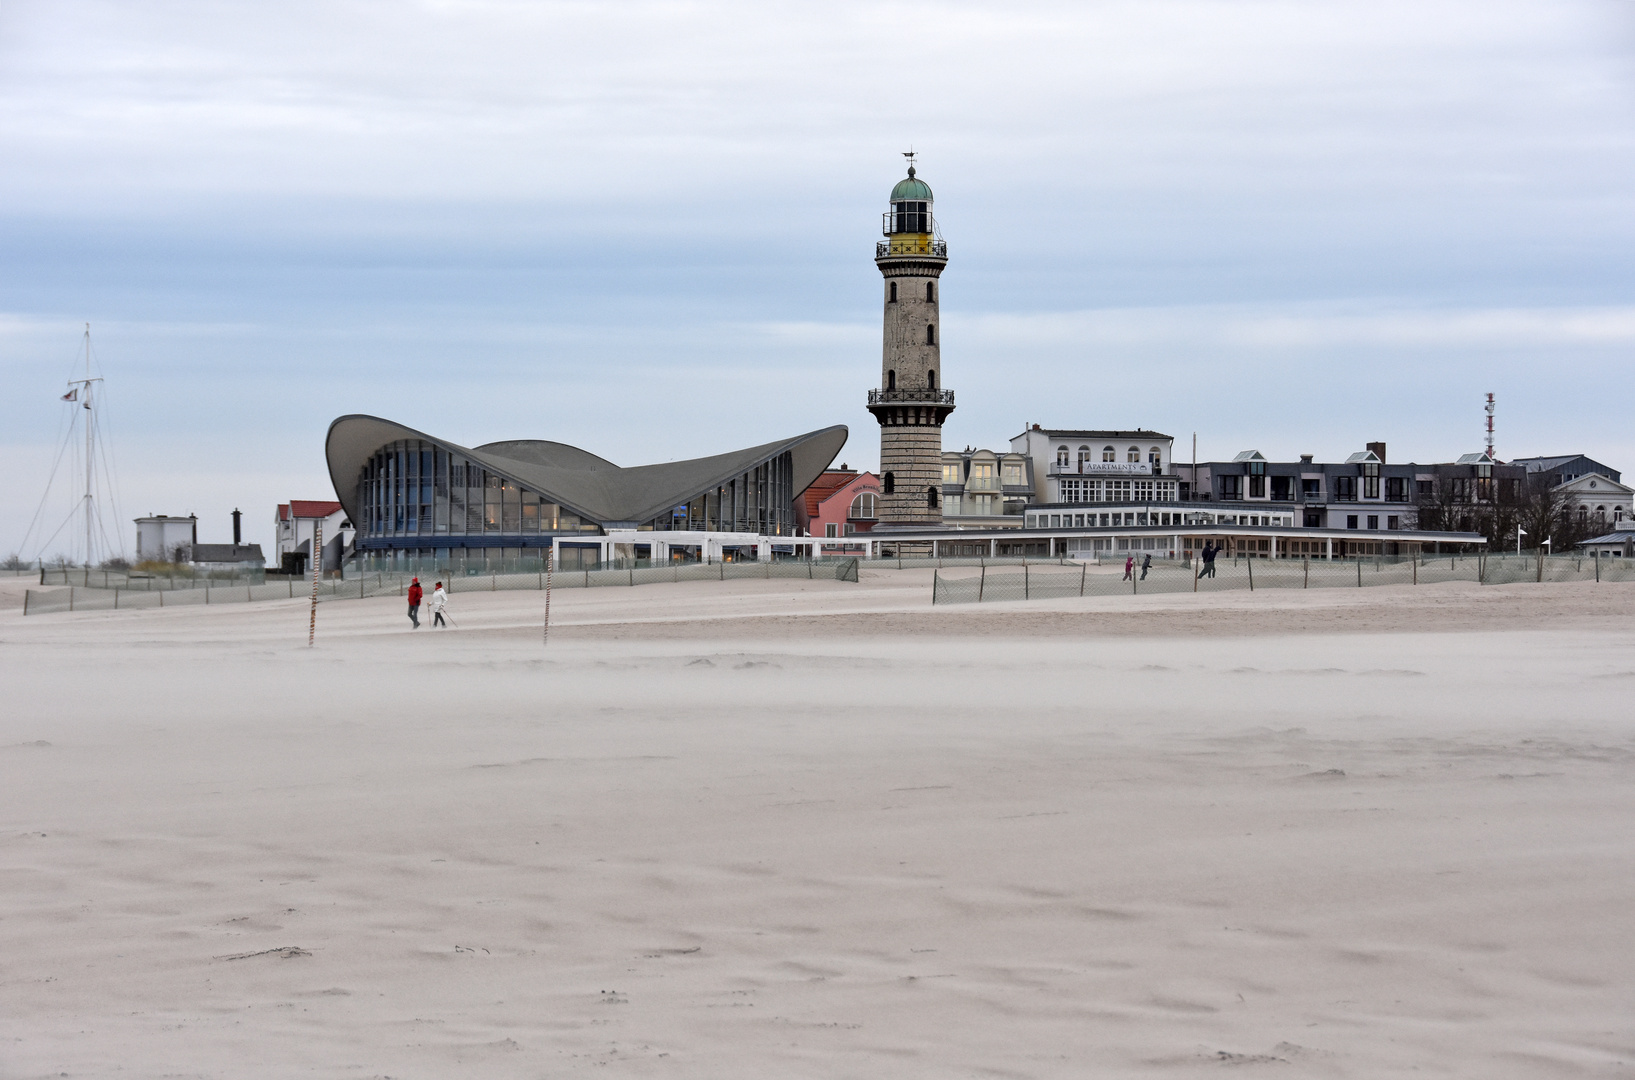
[1554,473,1631,533]
[274,501,353,574]
[134,514,197,562]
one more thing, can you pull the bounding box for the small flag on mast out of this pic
[61,388,77,402]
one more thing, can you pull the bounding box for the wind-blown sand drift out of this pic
[2,573,1633,1077]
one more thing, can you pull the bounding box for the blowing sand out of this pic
[2,571,1633,1078]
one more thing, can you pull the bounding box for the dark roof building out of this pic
[191,543,265,567]
[1509,454,1621,485]
[325,415,846,562]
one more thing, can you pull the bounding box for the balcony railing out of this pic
[867,388,955,406]
[876,239,948,259]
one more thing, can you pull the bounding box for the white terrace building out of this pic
[1011,426,1179,506]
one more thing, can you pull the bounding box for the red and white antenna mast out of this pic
[1484,393,1495,460]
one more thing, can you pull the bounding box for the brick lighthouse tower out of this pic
[867,156,952,528]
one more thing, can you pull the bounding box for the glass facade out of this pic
[353,440,799,554]
[639,451,795,535]
[357,440,593,549]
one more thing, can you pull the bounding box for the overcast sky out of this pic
[4,0,1634,558]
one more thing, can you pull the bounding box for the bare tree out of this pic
[1514,474,1576,551]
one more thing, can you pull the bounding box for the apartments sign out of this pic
[1060,463,1152,475]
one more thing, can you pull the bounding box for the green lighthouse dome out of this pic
[890,166,933,202]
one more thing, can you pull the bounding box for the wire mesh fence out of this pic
[932,552,1635,605]
[35,566,268,590]
[20,558,860,616]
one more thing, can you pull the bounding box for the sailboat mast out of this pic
[84,323,93,566]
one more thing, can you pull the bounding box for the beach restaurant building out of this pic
[325,414,847,569]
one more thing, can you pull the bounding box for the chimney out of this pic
[231,508,242,545]
[1367,441,1386,463]
[1300,454,1314,465]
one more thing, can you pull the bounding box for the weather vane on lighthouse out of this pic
[902,148,916,176]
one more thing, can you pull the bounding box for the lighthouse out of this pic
[867,157,952,527]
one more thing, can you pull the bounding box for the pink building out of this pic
[800,469,880,554]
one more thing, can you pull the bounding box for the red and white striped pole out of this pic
[308,522,323,648]
[543,545,554,647]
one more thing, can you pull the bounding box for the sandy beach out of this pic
[2,571,1633,1077]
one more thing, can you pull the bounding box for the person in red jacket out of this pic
[407,577,423,629]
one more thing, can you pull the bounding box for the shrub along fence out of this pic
[20,558,859,616]
[932,551,1635,605]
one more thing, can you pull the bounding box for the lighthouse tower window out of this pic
[926,324,936,346]
[889,281,897,302]
[926,281,935,302]
[887,369,896,390]
[883,471,895,494]
[927,369,936,389]
[894,201,929,232]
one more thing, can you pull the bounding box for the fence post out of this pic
[1595,550,1600,583]
[1413,556,1417,585]
[1356,560,1361,588]
[543,548,554,647]
[1024,563,1030,600]
[206,585,210,605]
[22,590,28,616]
[979,565,987,602]
[492,574,497,592]
[159,590,163,608]
[1080,563,1086,597]
[932,569,939,605]
[1303,555,1309,588]
[1536,548,1543,584]
[114,588,119,610]
[1247,558,1254,591]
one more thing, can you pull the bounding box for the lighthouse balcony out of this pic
[868,388,955,407]
[876,238,947,259]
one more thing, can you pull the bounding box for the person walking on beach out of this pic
[1123,555,1134,581]
[407,577,423,629]
[429,581,448,628]
[1140,553,1152,580]
[1204,543,1219,578]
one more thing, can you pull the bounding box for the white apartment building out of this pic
[1010,426,1179,505]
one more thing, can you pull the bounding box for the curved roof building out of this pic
[326,415,847,560]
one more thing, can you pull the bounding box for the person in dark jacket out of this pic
[407,577,423,628]
[1204,543,1219,578]
[1140,553,1152,580]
